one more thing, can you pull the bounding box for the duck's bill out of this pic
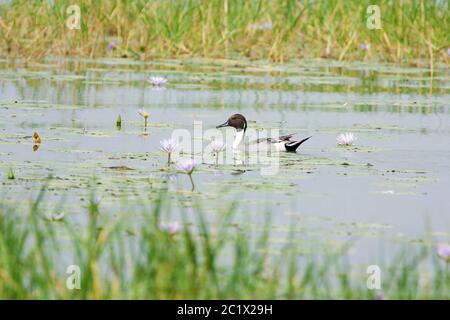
[216,121,229,129]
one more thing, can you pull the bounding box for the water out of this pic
[1,57,449,263]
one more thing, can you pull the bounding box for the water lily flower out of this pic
[177,159,197,175]
[210,140,225,164]
[107,40,117,51]
[158,221,181,235]
[138,108,149,127]
[210,140,225,153]
[147,76,168,87]
[337,132,357,146]
[116,114,122,129]
[177,159,197,191]
[138,108,149,119]
[359,43,371,50]
[437,244,450,262]
[160,138,179,163]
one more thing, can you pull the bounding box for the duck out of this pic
[216,114,311,152]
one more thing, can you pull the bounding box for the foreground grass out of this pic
[0,0,448,64]
[0,187,449,299]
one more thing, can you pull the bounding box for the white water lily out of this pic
[210,140,225,165]
[147,76,168,86]
[337,132,357,146]
[210,140,225,154]
[160,138,179,153]
[177,159,197,175]
[437,244,450,262]
[160,138,179,163]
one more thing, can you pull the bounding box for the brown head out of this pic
[216,114,247,132]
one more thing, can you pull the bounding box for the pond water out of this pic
[0,57,449,263]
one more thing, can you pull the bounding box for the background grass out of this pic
[0,0,448,64]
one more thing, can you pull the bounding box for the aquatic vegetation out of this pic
[210,140,225,164]
[0,190,448,299]
[177,159,197,175]
[1,0,448,63]
[177,159,197,190]
[31,133,43,152]
[437,244,450,262]
[210,140,225,154]
[337,132,357,146]
[160,138,179,164]
[138,108,149,127]
[7,168,14,180]
[33,132,41,144]
[147,76,168,87]
[116,114,122,129]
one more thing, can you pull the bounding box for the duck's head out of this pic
[216,114,247,132]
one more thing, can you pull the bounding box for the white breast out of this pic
[233,136,286,152]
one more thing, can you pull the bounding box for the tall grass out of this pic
[0,186,449,299]
[0,0,448,64]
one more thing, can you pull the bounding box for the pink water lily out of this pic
[437,244,450,262]
[147,76,168,86]
[210,140,225,165]
[176,159,197,191]
[159,221,181,235]
[210,140,225,153]
[359,43,371,50]
[177,159,197,175]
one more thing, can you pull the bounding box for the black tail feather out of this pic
[285,136,311,152]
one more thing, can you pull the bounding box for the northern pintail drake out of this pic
[216,114,311,152]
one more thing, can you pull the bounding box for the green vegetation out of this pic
[0,187,449,299]
[0,0,448,64]
[7,168,14,180]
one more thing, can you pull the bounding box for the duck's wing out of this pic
[253,133,297,144]
[253,137,280,144]
[278,133,297,141]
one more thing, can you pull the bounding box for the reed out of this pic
[0,0,448,64]
[0,187,449,299]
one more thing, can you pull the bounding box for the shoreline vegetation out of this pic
[0,187,449,299]
[0,0,449,65]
